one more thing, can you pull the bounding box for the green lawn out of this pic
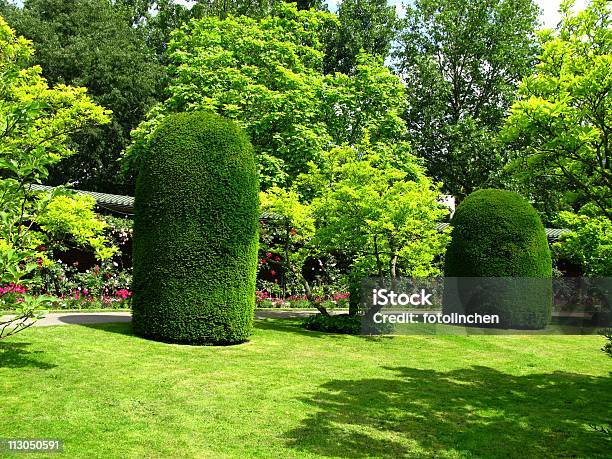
[1,319,610,458]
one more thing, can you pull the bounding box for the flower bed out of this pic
[255,291,349,309]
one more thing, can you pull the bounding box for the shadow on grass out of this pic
[73,317,318,340]
[286,365,612,458]
[54,314,135,338]
[0,342,56,369]
[57,314,131,326]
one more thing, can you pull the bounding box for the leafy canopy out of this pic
[307,139,449,279]
[0,0,164,194]
[0,15,112,336]
[126,3,407,189]
[501,0,611,276]
[260,139,449,315]
[324,0,398,74]
[396,0,539,198]
[502,0,611,220]
[553,209,612,276]
[261,136,448,314]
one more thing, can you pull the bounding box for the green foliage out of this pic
[0,15,112,337]
[132,112,259,345]
[502,0,611,220]
[602,329,612,357]
[445,189,552,277]
[189,0,294,19]
[261,138,449,317]
[307,139,450,279]
[27,258,132,308]
[126,3,407,189]
[303,313,362,334]
[37,195,117,260]
[324,0,398,74]
[553,209,612,276]
[396,0,539,197]
[125,1,327,61]
[444,189,552,329]
[0,0,164,194]
[259,186,317,296]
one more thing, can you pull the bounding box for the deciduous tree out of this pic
[502,0,611,221]
[0,16,113,338]
[395,0,539,198]
[127,3,407,189]
[0,0,164,194]
[324,0,398,74]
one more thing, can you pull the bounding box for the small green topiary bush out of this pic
[132,112,259,344]
[443,189,552,329]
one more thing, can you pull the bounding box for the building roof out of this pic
[30,184,135,214]
[29,184,570,240]
[435,223,569,240]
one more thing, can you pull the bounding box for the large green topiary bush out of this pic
[132,112,259,344]
[443,189,552,329]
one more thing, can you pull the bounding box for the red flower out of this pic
[270,270,276,277]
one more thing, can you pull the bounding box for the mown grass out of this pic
[0,319,610,458]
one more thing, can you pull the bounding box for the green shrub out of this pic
[303,314,362,334]
[443,189,552,329]
[132,112,259,344]
[602,329,612,358]
[303,313,393,335]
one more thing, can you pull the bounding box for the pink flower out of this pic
[288,295,307,301]
[256,291,272,301]
[115,289,131,300]
[0,283,27,295]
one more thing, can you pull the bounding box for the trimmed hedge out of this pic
[132,112,259,344]
[443,189,552,329]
